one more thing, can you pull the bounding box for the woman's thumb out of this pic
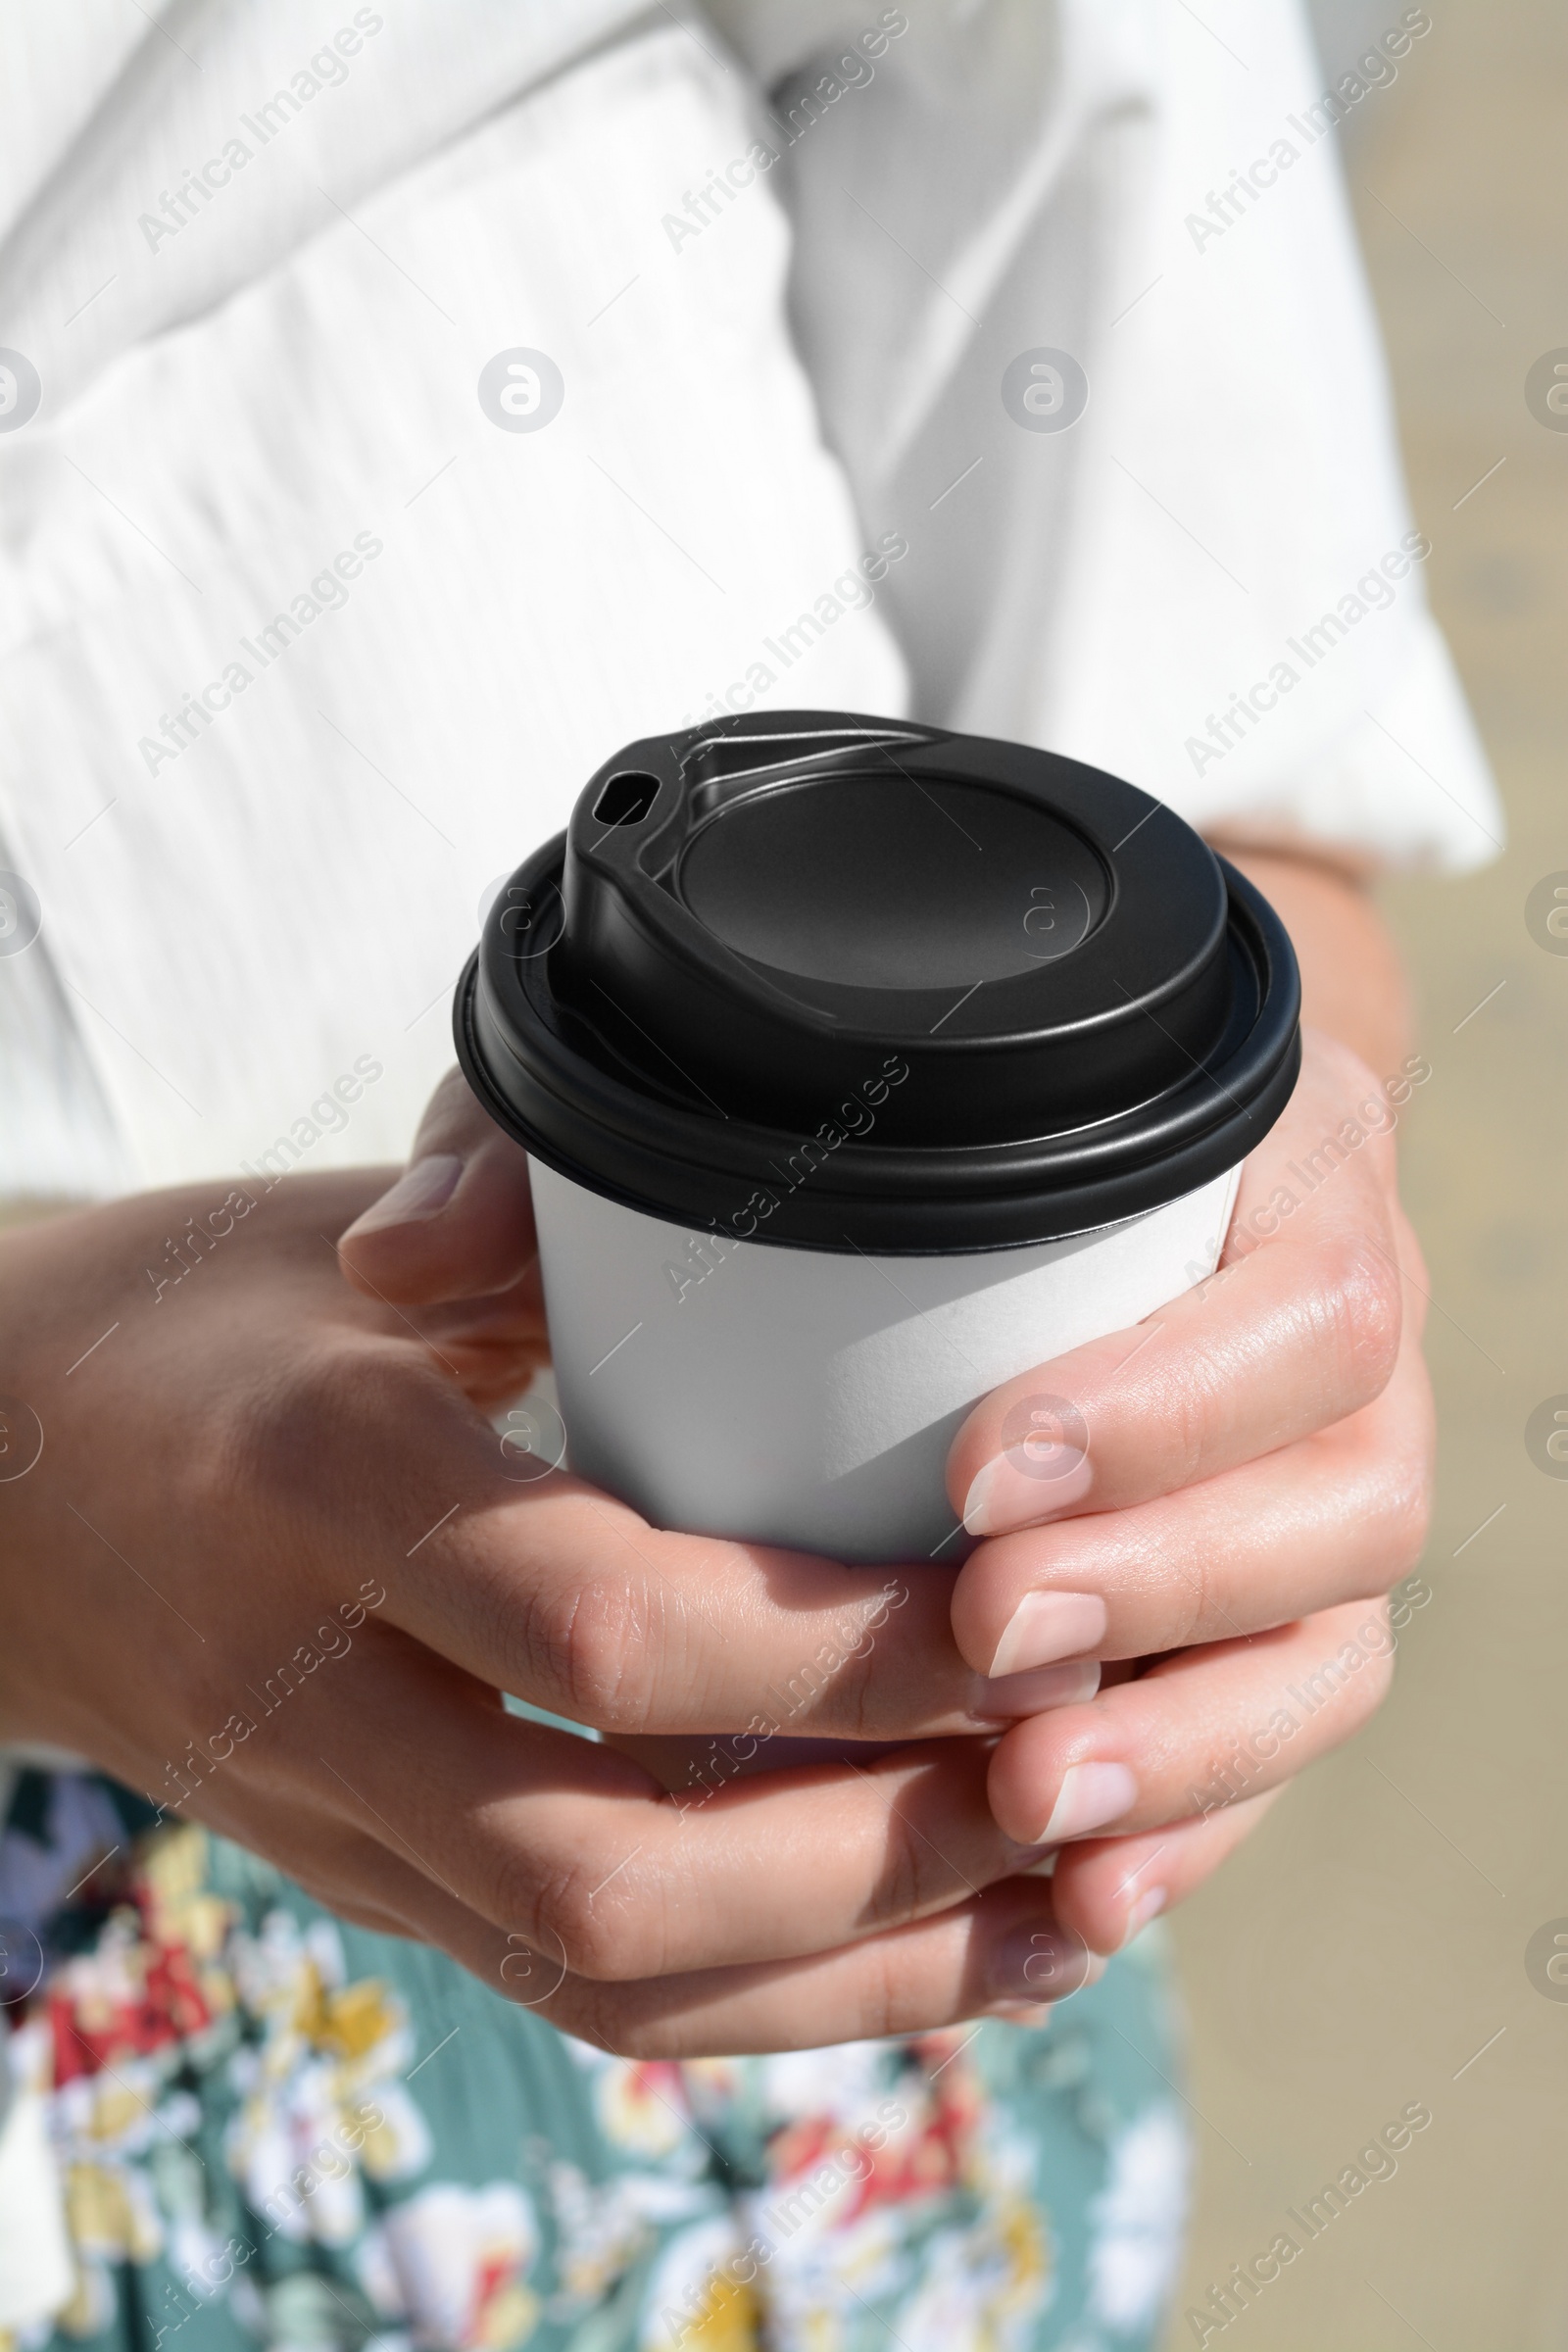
[338,1067,536,1303]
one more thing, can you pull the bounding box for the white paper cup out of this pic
[458,715,1298,1570]
[530,1155,1243,1562]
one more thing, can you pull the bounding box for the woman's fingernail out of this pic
[342,1154,463,1240]
[1034,1760,1138,1844]
[1122,1886,1166,1942]
[962,1446,1093,1536]
[982,2000,1058,2029]
[987,1590,1108,1677]
[976,1657,1102,1720]
[986,1923,1104,2006]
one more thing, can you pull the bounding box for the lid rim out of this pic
[455,889,1299,1251]
[457,955,1298,1251]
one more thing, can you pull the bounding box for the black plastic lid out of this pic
[454,713,1300,1252]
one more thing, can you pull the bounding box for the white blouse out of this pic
[0,0,1499,1200]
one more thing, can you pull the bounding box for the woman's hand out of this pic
[946,1022,1434,1953]
[340,968,1434,1980]
[0,1161,1106,2057]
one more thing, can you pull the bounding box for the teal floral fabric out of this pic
[0,1772,1189,2352]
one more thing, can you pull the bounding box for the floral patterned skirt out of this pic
[0,1772,1189,2352]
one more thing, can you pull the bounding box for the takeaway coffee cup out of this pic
[455,713,1299,1563]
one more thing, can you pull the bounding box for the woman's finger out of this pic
[984,1599,1395,1848]
[442,1468,1102,1738]
[463,1877,1102,2058]
[267,1634,1061,1978]
[947,1032,1407,1538]
[1051,1788,1286,1954]
[950,1339,1433,1674]
[400,1277,552,1409]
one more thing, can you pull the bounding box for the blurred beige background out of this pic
[1168,0,1568,2342]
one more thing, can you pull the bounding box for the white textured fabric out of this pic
[0,0,1501,1200]
[774,0,1498,858]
